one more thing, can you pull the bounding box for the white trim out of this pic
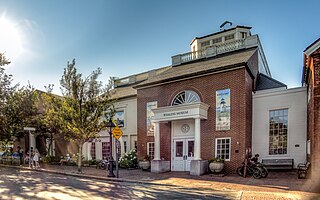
[153,102,210,122]
[268,108,289,156]
[147,142,155,159]
[215,137,231,161]
[253,87,306,99]
[305,39,320,56]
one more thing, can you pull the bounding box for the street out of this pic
[0,167,241,200]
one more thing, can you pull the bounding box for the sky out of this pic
[0,0,319,94]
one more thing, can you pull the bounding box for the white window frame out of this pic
[147,142,155,160]
[215,137,231,161]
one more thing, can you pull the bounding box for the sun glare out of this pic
[0,16,23,62]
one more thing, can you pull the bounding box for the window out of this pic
[90,142,96,160]
[147,101,157,136]
[215,138,231,161]
[124,141,127,153]
[225,34,234,41]
[147,142,155,160]
[102,142,111,160]
[240,32,247,39]
[201,41,210,47]
[172,90,200,106]
[212,37,222,44]
[269,109,288,155]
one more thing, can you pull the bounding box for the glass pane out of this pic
[176,141,183,157]
[188,141,194,157]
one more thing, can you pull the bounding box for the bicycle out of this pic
[236,163,263,179]
[256,163,268,178]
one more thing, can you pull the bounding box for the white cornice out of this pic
[305,39,320,56]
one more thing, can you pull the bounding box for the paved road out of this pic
[0,167,241,200]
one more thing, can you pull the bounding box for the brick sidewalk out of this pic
[2,164,320,200]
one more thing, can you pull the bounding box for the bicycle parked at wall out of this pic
[236,154,268,179]
[236,162,263,179]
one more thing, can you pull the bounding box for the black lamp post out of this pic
[106,119,116,177]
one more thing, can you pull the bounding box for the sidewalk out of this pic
[1,163,320,200]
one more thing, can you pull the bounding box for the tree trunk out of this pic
[77,143,83,173]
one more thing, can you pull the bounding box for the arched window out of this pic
[172,90,200,106]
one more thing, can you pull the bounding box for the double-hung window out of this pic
[215,138,231,161]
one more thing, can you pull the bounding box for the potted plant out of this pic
[209,157,224,173]
[139,155,151,171]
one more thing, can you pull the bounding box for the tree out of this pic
[0,53,39,150]
[0,85,38,149]
[43,59,114,172]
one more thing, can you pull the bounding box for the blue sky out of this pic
[0,0,319,94]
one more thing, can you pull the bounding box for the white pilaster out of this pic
[154,122,160,160]
[194,118,201,160]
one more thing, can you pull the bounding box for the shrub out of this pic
[42,156,56,164]
[119,149,138,169]
[89,159,98,165]
[209,157,224,163]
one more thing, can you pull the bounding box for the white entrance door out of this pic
[173,139,194,171]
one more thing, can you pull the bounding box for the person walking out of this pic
[33,149,40,168]
[17,146,23,165]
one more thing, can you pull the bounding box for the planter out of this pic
[139,161,151,170]
[209,162,224,173]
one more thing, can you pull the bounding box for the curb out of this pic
[0,164,177,187]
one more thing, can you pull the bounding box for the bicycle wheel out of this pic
[236,166,244,177]
[252,167,262,179]
[260,166,268,178]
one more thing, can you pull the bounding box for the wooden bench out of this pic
[297,162,310,179]
[262,158,294,170]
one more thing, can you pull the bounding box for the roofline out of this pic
[134,62,247,89]
[116,65,171,82]
[253,86,306,98]
[304,38,320,56]
[110,94,137,101]
[135,47,257,89]
[258,72,287,88]
[190,25,252,45]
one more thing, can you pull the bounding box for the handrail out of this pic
[172,38,249,66]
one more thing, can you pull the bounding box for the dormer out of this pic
[190,26,252,52]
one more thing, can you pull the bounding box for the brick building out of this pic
[302,38,320,183]
[124,25,306,175]
[17,25,307,176]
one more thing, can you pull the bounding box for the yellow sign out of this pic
[112,125,123,140]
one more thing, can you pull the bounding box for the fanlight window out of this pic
[172,90,200,106]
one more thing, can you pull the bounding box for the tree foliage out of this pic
[0,53,38,150]
[42,59,115,172]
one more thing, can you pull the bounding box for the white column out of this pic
[119,136,124,155]
[154,122,160,160]
[194,118,201,160]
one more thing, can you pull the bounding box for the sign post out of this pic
[112,125,123,178]
[24,127,35,168]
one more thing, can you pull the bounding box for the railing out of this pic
[172,35,259,66]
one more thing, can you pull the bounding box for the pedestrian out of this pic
[17,146,23,165]
[33,149,40,168]
[251,154,260,164]
[29,147,34,168]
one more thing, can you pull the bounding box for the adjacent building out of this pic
[302,38,320,180]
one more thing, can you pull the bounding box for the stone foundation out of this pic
[190,160,208,176]
[151,160,170,173]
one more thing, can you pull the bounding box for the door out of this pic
[173,139,194,171]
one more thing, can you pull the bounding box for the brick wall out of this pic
[308,49,320,185]
[137,59,257,173]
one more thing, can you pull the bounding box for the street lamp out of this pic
[106,119,116,177]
